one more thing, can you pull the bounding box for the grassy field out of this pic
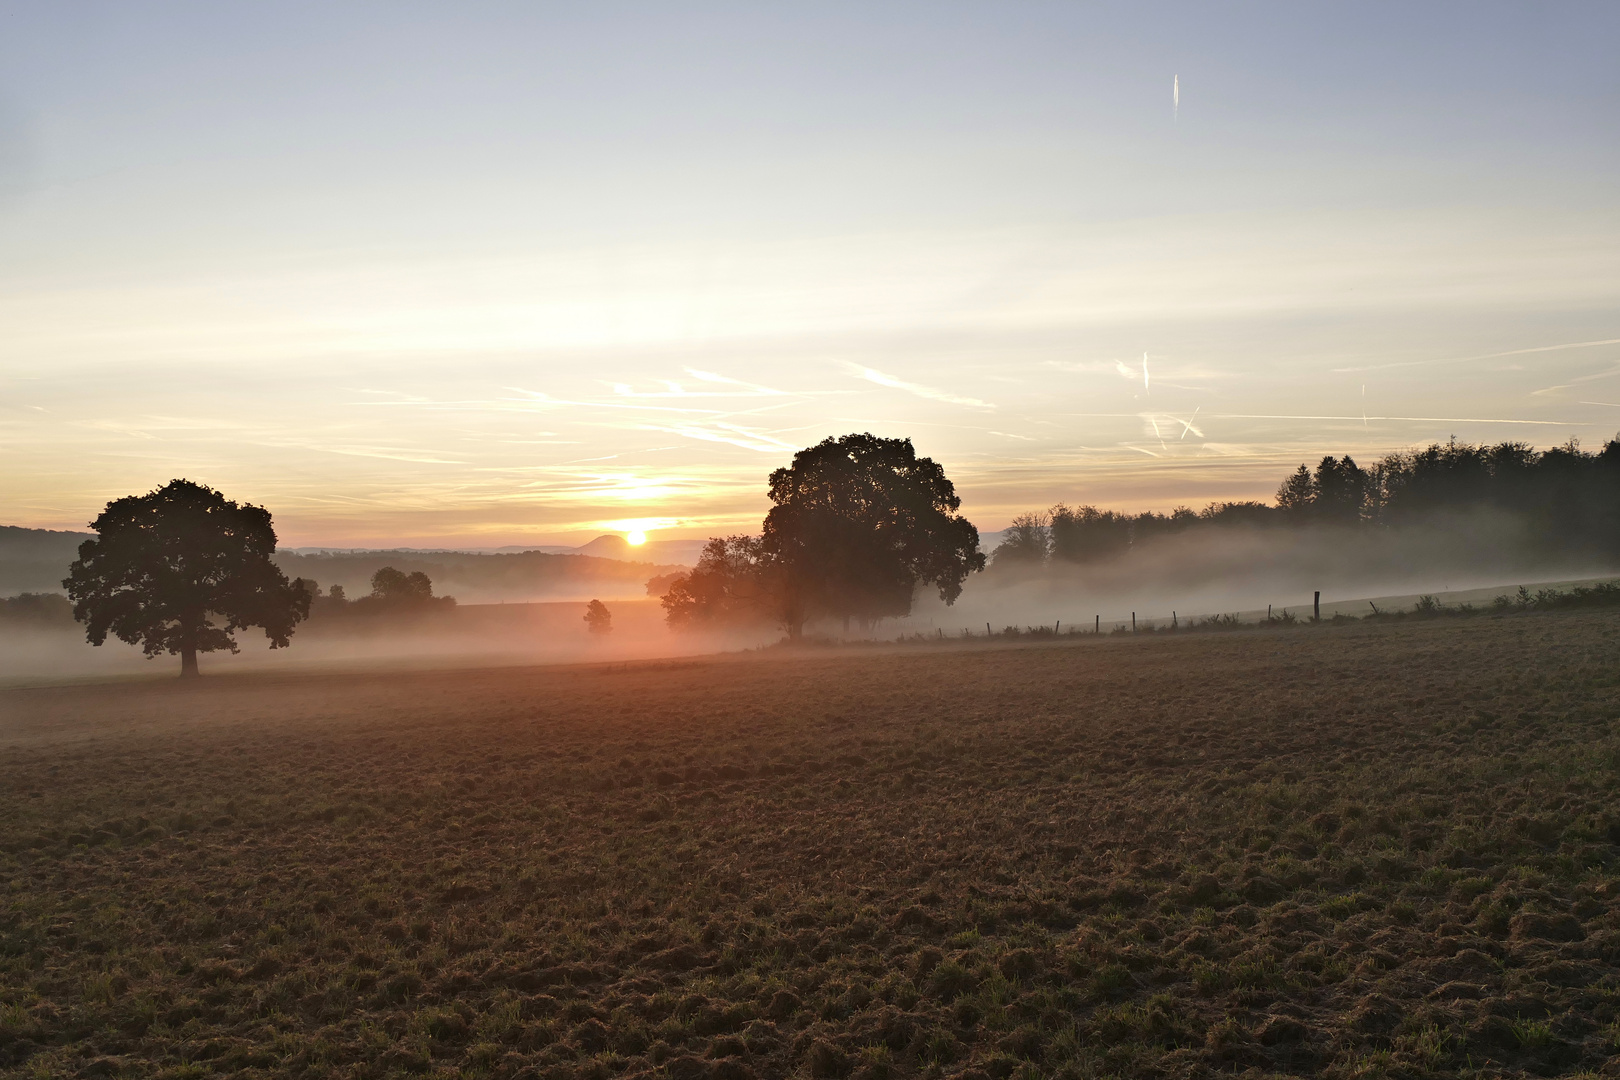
[2,612,1619,1079]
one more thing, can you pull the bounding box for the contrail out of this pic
[1178,406,1201,439]
[1173,75,1179,121]
[1142,352,1150,394]
[1214,413,1581,426]
[1333,338,1620,375]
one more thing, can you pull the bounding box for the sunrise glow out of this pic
[0,7,1615,550]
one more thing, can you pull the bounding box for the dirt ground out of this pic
[2,611,1618,1078]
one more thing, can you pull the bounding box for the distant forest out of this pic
[274,549,686,603]
[0,529,687,604]
[993,439,1620,566]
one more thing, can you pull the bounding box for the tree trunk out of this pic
[180,643,199,678]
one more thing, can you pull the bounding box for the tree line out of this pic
[298,566,457,616]
[991,438,1620,567]
[56,435,1618,673]
[57,438,986,673]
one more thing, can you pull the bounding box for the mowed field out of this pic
[3,615,1620,1079]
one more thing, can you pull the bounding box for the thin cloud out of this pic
[1212,413,1581,426]
[1531,363,1620,396]
[640,421,798,454]
[609,376,787,399]
[1333,338,1620,375]
[301,445,468,465]
[843,363,994,409]
[1046,359,1228,384]
[683,368,790,396]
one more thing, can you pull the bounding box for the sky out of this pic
[2,2,1618,547]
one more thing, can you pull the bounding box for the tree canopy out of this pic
[992,512,1050,567]
[583,599,612,634]
[660,536,776,630]
[369,567,436,605]
[662,434,983,637]
[760,434,983,635]
[63,479,309,676]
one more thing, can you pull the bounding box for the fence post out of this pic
[1131,612,1136,632]
[1172,611,1177,629]
[1314,591,1321,621]
[1095,614,1099,634]
[1055,620,1060,634]
[986,622,992,637]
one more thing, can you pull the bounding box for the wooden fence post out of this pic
[1314,591,1321,621]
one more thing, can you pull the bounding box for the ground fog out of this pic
[0,600,776,686]
[911,512,1620,633]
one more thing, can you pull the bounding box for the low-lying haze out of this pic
[913,513,1620,634]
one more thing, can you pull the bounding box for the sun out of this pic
[625,530,647,546]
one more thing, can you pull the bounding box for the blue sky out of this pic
[2,2,1617,545]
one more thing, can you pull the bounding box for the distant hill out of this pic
[572,533,705,564]
[0,526,692,602]
[287,533,706,564]
[274,549,688,604]
[0,526,90,595]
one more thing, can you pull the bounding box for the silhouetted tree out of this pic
[1198,501,1277,527]
[1131,506,1200,546]
[644,571,684,598]
[1312,455,1368,524]
[1276,464,1315,514]
[350,566,454,613]
[63,479,309,677]
[992,512,1050,566]
[661,536,776,630]
[584,599,612,633]
[761,434,983,637]
[1049,504,1132,563]
[370,567,434,603]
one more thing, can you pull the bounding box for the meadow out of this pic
[2,611,1618,1079]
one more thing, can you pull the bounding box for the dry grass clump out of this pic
[2,610,1620,1078]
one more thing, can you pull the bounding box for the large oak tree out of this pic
[64,480,310,677]
[762,433,984,637]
